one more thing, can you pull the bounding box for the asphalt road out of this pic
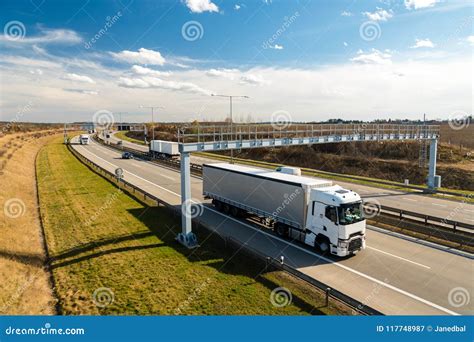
[107,131,473,225]
[71,138,473,315]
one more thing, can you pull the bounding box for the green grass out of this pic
[194,152,474,203]
[115,131,147,145]
[36,138,349,315]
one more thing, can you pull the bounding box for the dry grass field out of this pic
[0,129,61,314]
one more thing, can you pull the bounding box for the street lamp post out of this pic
[211,94,249,163]
[140,106,163,142]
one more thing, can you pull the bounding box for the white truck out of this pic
[79,134,90,145]
[203,163,366,257]
[149,140,179,159]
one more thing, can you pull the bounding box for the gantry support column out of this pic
[427,139,441,189]
[176,152,198,248]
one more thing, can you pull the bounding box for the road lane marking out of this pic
[405,198,417,202]
[73,143,460,316]
[367,246,431,269]
[431,203,447,207]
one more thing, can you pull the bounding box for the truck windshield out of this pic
[337,202,364,225]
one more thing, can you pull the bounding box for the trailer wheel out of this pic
[223,203,230,215]
[230,206,240,217]
[213,200,223,211]
[275,223,289,238]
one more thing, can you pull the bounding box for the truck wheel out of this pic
[275,223,288,238]
[214,200,223,211]
[316,237,330,254]
[230,206,240,217]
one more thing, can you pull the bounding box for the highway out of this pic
[107,131,474,225]
[71,137,473,315]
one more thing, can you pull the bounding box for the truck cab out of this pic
[304,185,366,256]
[79,134,90,145]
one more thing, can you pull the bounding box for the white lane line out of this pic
[431,203,447,207]
[405,198,417,202]
[367,246,431,269]
[74,144,459,316]
[462,209,474,213]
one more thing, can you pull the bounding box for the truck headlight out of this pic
[338,240,349,248]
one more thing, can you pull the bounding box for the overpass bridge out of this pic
[176,123,441,247]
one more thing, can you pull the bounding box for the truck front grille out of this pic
[349,238,362,252]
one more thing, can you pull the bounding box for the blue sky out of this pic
[0,0,472,123]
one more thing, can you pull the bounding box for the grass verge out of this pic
[115,131,147,145]
[37,137,350,315]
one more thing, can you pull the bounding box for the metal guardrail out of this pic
[375,205,474,232]
[67,141,381,315]
[94,135,473,245]
[225,237,382,315]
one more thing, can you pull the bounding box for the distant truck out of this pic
[203,163,366,257]
[149,140,179,159]
[79,134,90,145]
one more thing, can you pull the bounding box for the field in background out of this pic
[36,138,349,315]
[0,130,60,314]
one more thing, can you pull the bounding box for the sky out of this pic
[0,0,472,124]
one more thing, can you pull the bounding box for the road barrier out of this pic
[94,134,473,247]
[67,141,382,316]
[225,237,383,315]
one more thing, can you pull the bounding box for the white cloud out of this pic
[404,0,439,10]
[111,48,166,66]
[270,44,283,50]
[206,68,239,79]
[343,42,348,47]
[363,7,393,21]
[64,88,99,95]
[0,48,471,123]
[234,4,241,10]
[185,0,219,13]
[63,73,95,84]
[341,11,353,16]
[240,74,268,86]
[466,36,474,45]
[0,28,82,45]
[118,76,212,95]
[411,38,435,48]
[131,65,171,77]
[351,49,392,65]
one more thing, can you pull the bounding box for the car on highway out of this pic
[121,152,133,159]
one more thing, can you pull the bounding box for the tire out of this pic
[214,200,223,211]
[230,206,240,217]
[316,236,330,254]
[275,223,289,238]
[223,204,230,215]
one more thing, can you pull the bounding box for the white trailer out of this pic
[203,163,366,257]
[150,140,179,159]
[79,134,90,145]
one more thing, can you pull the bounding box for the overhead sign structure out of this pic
[175,123,441,248]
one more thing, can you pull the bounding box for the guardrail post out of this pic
[325,287,331,307]
[176,152,198,248]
